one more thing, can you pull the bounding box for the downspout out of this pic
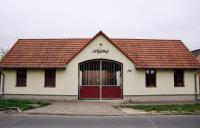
[0,69,5,98]
[194,69,200,101]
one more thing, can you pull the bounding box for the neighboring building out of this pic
[192,49,200,97]
[0,31,200,102]
[192,49,200,62]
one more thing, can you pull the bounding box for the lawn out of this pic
[0,99,50,111]
[118,104,200,114]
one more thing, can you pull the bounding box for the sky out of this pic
[0,0,200,50]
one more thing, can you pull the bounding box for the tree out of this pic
[0,48,7,60]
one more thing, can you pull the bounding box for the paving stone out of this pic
[25,101,127,116]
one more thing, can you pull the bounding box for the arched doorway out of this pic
[78,59,123,100]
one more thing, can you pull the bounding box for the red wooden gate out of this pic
[79,86,122,99]
[78,59,123,100]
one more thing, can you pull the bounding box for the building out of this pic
[192,49,200,62]
[0,31,200,102]
[192,49,200,98]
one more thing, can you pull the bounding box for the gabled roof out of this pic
[0,31,200,69]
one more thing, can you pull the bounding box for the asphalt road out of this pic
[0,114,200,128]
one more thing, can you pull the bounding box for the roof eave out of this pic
[136,66,200,70]
[0,66,66,69]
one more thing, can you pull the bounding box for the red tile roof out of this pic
[0,31,200,69]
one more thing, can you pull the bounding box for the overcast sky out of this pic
[0,0,200,50]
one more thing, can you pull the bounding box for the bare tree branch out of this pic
[0,48,7,60]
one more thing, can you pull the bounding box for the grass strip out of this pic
[119,104,200,113]
[0,99,50,111]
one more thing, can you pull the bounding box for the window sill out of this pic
[15,85,26,87]
[146,86,157,88]
[174,85,185,87]
[44,86,56,88]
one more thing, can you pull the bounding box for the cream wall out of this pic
[2,35,199,97]
[3,69,70,95]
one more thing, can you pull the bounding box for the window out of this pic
[16,69,27,87]
[174,69,184,87]
[45,69,56,87]
[145,69,156,87]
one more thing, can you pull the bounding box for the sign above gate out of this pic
[92,49,109,54]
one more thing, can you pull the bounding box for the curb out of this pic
[2,111,200,116]
[23,112,129,116]
[17,112,200,116]
[0,107,21,112]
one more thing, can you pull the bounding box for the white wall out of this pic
[2,35,198,96]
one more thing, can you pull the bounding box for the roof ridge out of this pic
[18,38,91,41]
[111,38,181,41]
[18,38,181,42]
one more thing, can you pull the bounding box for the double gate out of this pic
[78,59,123,100]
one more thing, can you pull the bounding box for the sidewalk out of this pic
[25,101,128,116]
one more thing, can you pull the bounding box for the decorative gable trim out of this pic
[65,31,136,66]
